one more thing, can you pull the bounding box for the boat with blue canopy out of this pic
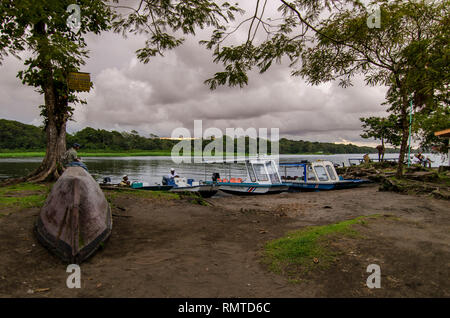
[280,160,369,191]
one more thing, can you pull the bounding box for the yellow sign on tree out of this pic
[67,72,91,92]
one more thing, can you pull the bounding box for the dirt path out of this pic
[0,185,449,297]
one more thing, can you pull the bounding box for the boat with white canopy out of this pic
[280,160,369,191]
[204,157,289,195]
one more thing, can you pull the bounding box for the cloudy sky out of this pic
[0,1,390,147]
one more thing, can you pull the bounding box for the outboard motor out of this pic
[212,172,220,182]
[102,177,111,184]
[162,175,169,185]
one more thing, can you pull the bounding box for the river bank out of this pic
[336,162,450,200]
[0,182,448,297]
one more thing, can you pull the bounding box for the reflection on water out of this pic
[0,153,447,183]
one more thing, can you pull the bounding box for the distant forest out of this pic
[0,118,396,154]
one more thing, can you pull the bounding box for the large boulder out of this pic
[35,167,112,263]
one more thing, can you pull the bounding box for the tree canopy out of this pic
[0,0,241,181]
[360,115,402,148]
[202,0,449,175]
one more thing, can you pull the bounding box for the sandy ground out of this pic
[0,184,449,297]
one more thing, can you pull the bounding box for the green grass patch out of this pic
[437,173,450,186]
[0,151,46,158]
[0,183,49,215]
[79,150,174,157]
[264,215,380,279]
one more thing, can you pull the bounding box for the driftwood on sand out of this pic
[35,167,112,263]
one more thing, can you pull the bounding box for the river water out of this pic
[0,153,446,184]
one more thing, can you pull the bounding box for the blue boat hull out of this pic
[284,179,369,192]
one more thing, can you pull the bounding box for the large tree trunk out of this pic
[27,116,67,183]
[27,80,68,183]
[396,94,410,178]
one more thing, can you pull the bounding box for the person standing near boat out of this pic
[62,143,88,171]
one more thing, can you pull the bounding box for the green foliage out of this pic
[202,0,448,176]
[68,126,179,151]
[0,0,112,123]
[0,1,243,179]
[413,105,450,154]
[278,137,392,154]
[205,0,448,92]
[0,119,45,149]
[264,215,379,277]
[111,0,242,63]
[360,115,402,147]
[0,118,391,155]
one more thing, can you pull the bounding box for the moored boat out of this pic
[280,160,369,191]
[166,177,218,198]
[205,157,289,195]
[100,177,218,198]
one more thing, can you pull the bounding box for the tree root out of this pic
[1,163,61,186]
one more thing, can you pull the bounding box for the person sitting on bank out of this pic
[415,152,426,166]
[363,153,371,164]
[119,175,131,187]
[62,143,88,171]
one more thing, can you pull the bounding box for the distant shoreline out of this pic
[0,151,174,158]
[0,150,401,158]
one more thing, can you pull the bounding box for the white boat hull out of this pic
[219,184,288,195]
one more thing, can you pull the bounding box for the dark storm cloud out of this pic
[0,1,389,146]
[0,55,43,125]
